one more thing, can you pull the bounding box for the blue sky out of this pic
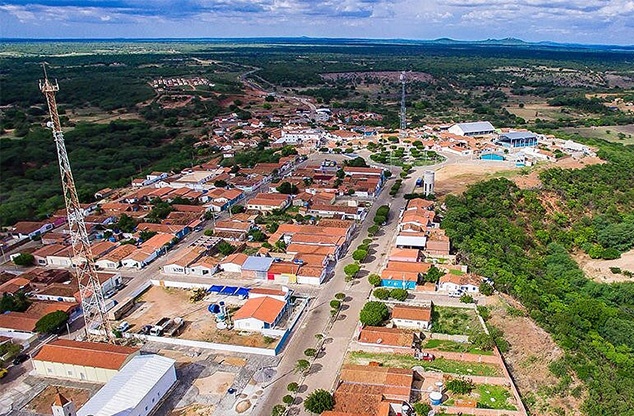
[1,0,633,44]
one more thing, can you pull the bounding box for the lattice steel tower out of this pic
[40,66,112,342]
[399,71,407,137]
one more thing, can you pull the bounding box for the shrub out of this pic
[368,274,381,287]
[469,332,495,351]
[477,306,491,321]
[460,294,475,303]
[413,402,432,416]
[287,382,299,393]
[282,395,294,405]
[363,238,373,245]
[390,288,408,301]
[304,389,335,414]
[359,301,389,326]
[479,282,494,296]
[203,229,214,236]
[335,292,346,300]
[368,225,380,236]
[373,288,390,300]
[304,348,317,357]
[329,300,342,310]
[446,378,475,394]
[609,267,622,274]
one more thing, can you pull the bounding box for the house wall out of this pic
[129,363,177,416]
[95,259,120,269]
[33,360,119,383]
[163,264,187,275]
[187,265,217,276]
[221,263,242,273]
[47,256,73,268]
[234,317,265,331]
[393,318,430,330]
[296,275,322,286]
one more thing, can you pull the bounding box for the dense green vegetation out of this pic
[442,139,634,415]
[0,120,207,226]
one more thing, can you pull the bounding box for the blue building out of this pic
[497,132,538,148]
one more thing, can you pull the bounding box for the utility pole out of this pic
[40,65,113,343]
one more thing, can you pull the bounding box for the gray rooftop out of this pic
[242,256,275,271]
[499,132,538,140]
[453,121,495,133]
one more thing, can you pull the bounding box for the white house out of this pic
[219,253,248,273]
[233,296,288,331]
[438,273,481,294]
[391,305,432,330]
[187,257,219,276]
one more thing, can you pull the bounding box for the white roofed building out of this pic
[77,354,177,416]
[448,121,495,137]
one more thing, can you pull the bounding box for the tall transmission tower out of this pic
[40,66,113,343]
[399,71,407,138]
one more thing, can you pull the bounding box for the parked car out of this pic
[414,351,435,361]
[115,282,125,290]
[116,321,130,332]
[0,368,8,379]
[104,289,116,299]
[12,354,29,365]
[138,325,152,335]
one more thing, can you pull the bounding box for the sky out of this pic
[1,0,633,45]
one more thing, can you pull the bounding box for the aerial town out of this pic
[0,56,601,416]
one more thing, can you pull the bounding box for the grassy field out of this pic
[423,339,494,356]
[347,351,502,377]
[431,306,484,335]
[475,384,517,410]
[562,125,634,144]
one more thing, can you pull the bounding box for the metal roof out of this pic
[395,235,427,248]
[499,132,537,140]
[242,256,274,272]
[77,354,176,416]
[453,121,495,133]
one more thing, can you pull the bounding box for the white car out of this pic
[117,321,130,332]
[448,290,464,298]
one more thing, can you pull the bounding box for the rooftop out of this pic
[392,305,432,322]
[233,296,286,324]
[32,339,139,369]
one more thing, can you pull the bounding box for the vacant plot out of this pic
[25,385,92,414]
[563,125,634,144]
[446,384,517,411]
[347,351,502,377]
[574,249,634,283]
[122,286,279,349]
[423,339,494,356]
[488,295,584,416]
[431,306,483,336]
[434,162,517,197]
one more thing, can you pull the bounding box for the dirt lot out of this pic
[512,156,604,190]
[488,295,584,416]
[563,124,634,144]
[574,249,634,283]
[122,286,277,348]
[434,161,517,196]
[25,385,92,414]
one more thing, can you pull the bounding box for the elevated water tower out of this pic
[423,170,435,196]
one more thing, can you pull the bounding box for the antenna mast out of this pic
[39,65,113,343]
[399,71,407,138]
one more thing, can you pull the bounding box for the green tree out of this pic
[0,292,30,313]
[344,263,360,278]
[35,311,69,334]
[352,249,367,262]
[359,301,389,326]
[271,404,286,416]
[277,181,299,194]
[413,402,432,416]
[304,389,335,414]
[335,293,346,300]
[214,179,228,188]
[217,241,235,256]
[204,229,214,236]
[294,359,310,374]
[368,274,381,287]
[423,266,444,283]
[390,288,408,301]
[116,213,137,233]
[304,348,317,357]
[469,333,495,351]
[329,300,342,310]
[460,294,475,303]
[287,382,299,393]
[373,288,390,300]
[368,225,380,236]
[13,252,34,266]
[282,395,294,405]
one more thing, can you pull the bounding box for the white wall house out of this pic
[391,305,432,330]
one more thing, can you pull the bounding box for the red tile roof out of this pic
[391,305,432,322]
[233,296,285,324]
[32,339,138,369]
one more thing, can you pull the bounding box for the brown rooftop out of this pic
[32,339,138,370]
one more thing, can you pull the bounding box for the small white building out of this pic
[448,121,495,137]
[220,253,248,273]
[438,273,481,294]
[391,305,432,330]
[233,296,288,331]
[77,354,177,416]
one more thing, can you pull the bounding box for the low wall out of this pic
[139,334,277,356]
[424,332,470,343]
[150,279,210,290]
